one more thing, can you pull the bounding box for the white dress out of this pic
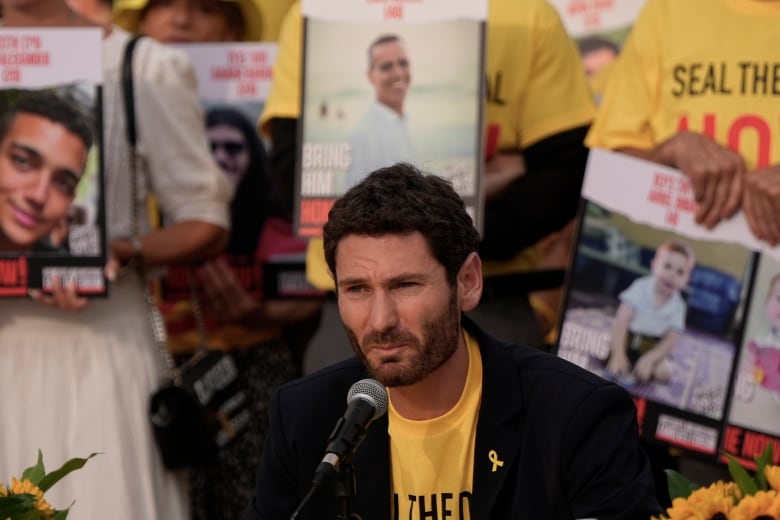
[0,28,231,519]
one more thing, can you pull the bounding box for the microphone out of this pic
[313,378,388,484]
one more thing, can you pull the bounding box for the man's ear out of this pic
[457,252,482,313]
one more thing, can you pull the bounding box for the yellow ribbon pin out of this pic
[488,450,504,472]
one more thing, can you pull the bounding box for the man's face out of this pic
[139,0,241,43]
[367,40,411,115]
[651,248,692,299]
[335,232,461,387]
[765,279,780,330]
[0,113,86,251]
[581,47,617,78]
[208,123,249,187]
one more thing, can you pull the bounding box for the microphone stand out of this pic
[335,461,360,520]
[290,460,362,520]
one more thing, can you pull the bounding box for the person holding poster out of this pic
[0,90,92,253]
[241,163,661,520]
[586,0,780,246]
[344,33,416,189]
[113,2,322,519]
[260,0,594,374]
[0,1,232,519]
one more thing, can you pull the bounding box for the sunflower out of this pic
[8,478,54,519]
[657,481,739,520]
[764,466,780,492]
[730,490,780,520]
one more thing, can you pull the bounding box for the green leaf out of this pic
[18,509,43,520]
[726,453,759,496]
[0,494,37,515]
[53,506,72,519]
[38,453,100,492]
[665,469,699,500]
[21,450,46,485]
[754,443,774,491]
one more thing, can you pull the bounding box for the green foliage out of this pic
[724,443,774,497]
[37,453,99,493]
[0,451,99,520]
[665,469,699,500]
[665,444,776,501]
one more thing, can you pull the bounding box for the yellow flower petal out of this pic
[659,481,738,520]
[765,465,780,491]
[8,478,54,519]
[731,490,780,520]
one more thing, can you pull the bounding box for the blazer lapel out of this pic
[467,321,525,519]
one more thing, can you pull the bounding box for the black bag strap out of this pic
[121,34,143,148]
[120,34,209,377]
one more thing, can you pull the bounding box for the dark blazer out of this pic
[242,317,662,520]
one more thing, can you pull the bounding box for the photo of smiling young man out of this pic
[344,33,416,189]
[0,90,92,254]
[296,18,483,236]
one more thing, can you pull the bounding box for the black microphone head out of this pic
[347,378,388,421]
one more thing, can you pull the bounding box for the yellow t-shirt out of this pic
[587,0,780,170]
[262,0,594,289]
[257,0,296,42]
[388,330,482,520]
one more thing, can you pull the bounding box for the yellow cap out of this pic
[112,0,264,42]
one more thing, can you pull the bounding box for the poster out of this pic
[555,149,780,458]
[0,28,106,296]
[548,0,646,102]
[161,42,322,311]
[296,0,487,236]
[723,253,780,468]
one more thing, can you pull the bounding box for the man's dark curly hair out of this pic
[0,90,93,150]
[323,162,480,286]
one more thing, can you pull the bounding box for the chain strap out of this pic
[121,35,207,384]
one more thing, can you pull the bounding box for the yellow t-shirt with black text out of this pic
[587,0,780,170]
[388,330,481,520]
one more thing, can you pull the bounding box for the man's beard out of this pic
[344,290,461,387]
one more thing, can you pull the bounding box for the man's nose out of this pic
[368,290,399,332]
[24,171,49,208]
[171,3,194,24]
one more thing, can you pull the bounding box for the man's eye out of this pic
[10,153,31,170]
[52,173,78,196]
[197,0,219,13]
[345,285,365,294]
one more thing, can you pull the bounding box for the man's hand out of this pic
[743,165,780,246]
[199,258,259,322]
[483,151,526,200]
[28,275,88,312]
[606,351,631,378]
[655,131,745,229]
[633,353,658,384]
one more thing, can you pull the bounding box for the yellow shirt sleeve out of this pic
[257,0,296,42]
[514,1,595,147]
[305,237,335,290]
[258,1,303,137]
[585,0,662,151]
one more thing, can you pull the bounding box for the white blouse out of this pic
[101,27,232,240]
